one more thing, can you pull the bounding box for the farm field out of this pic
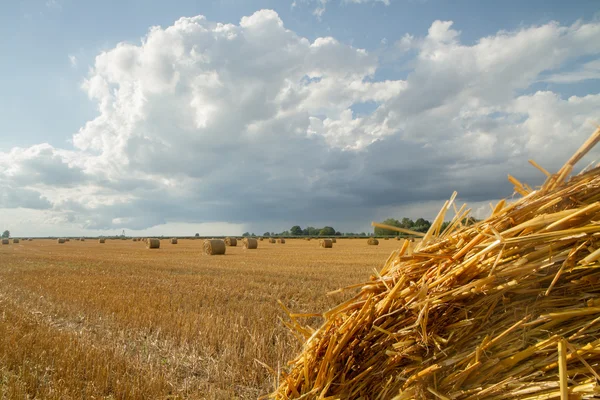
[0,238,401,399]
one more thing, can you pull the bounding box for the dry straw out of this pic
[367,237,379,245]
[272,128,600,400]
[225,237,237,246]
[146,238,160,249]
[203,239,226,255]
[319,239,333,248]
[243,237,258,249]
[171,238,178,244]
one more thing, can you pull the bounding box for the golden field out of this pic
[0,238,400,399]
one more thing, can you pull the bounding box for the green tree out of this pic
[374,218,401,236]
[1,230,9,238]
[413,218,431,233]
[319,226,336,236]
[400,218,414,229]
[242,232,250,237]
[263,232,270,237]
[195,233,199,237]
[290,225,303,236]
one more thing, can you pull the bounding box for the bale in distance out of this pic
[367,237,379,245]
[203,239,226,255]
[57,238,66,244]
[80,238,85,242]
[242,237,258,249]
[1,239,8,245]
[171,238,178,244]
[277,238,286,244]
[224,237,237,246]
[65,238,70,242]
[259,237,264,241]
[331,238,336,243]
[146,238,160,249]
[319,239,333,248]
[269,238,276,244]
[28,238,33,241]
[98,238,105,244]
[132,238,138,242]
[384,237,389,240]
[13,238,20,244]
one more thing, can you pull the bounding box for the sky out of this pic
[1,0,600,237]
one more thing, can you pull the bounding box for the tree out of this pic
[400,218,414,229]
[319,226,336,236]
[374,218,401,236]
[290,226,303,236]
[1,230,9,238]
[242,232,250,237]
[413,218,431,233]
[195,233,200,237]
[263,232,270,237]
[335,231,341,236]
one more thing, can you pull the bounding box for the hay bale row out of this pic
[203,239,225,255]
[273,127,600,399]
[319,239,333,248]
[242,237,258,249]
[367,237,379,245]
[224,237,237,246]
[146,238,160,249]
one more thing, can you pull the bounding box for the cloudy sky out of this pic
[1,0,600,237]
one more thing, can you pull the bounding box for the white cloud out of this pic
[343,0,391,5]
[68,54,77,68]
[543,59,600,83]
[3,12,600,235]
[45,0,61,9]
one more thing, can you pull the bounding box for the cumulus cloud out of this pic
[3,11,600,235]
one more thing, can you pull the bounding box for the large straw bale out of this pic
[98,238,105,244]
[319,239,333,248]
[225,237,237,246]
[57,238,65,244]
[12,238,19,244]
[367,237,379,245]
[331,238,336,243]
[273,128,600,400]
[203,239,225,255]
[277,238,286,244]
[1,239,8,245]
[269,238,276,244]
[242,238,258,249]
[146,238,160,249]
[171,238,178,244]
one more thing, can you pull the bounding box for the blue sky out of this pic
[1,0,600,236]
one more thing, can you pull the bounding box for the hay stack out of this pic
[367,237,379,245]
[57,238,65,244]
[273,127,600,399]
[171,238,178,244]
[28,238,32,241]
[225,237,237,246]
[331,238,336,243]
[13,238,19,244]
[98,238,105,244]
[319,239,333,248]
[80,238,85,242]
[269,238,276,244]
[65,238,70,242]
[1,239,8,245]
[203,239,225,255]
[259,237,264,241]
[277,238,286,244]
[146,238,160,249]
[242,237,258,249]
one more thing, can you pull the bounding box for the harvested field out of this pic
[0,238,398,399]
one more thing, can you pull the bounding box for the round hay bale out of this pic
[277,238,286,244]
[146,238,160,249]
[367,238,379,246]
[132,238,137,242]
[80,238,85,242]
[224,237,237,246]
[65,238,70,242]
[243,237,258,249]
[13,238,20,244]
[57,238,66,244]
[259,237,264,241]
[269,238,276,243]
[320,239,333,248]
[1,239,9,245]
[331,238,336,243]
[384,237,389,240]
[396,236,401,240]
[171,238,178,244]
[98,238,105,243]
[203,239,226,255]
[28,238,33,241]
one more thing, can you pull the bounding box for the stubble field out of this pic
[0,238,400,399]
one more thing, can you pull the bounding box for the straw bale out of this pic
[203,239,226,255]
[319,239,333,248]
[331,238,336,243]
[171,238,178,244]
[242,237,258,249]
[225,237,237,246]
[1,239,8,245]
[13,239,19,244]
[269,238,276,243]
[272,126,600,400]
[367,237,379,245]
[146,238,160,249]
[57,238,65,244]
[98,238,105,244]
